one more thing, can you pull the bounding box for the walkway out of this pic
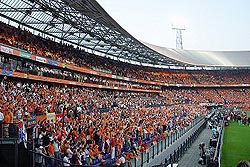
[178,127,212,167]
[145,119,206,167]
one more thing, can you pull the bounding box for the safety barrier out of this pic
[0,122,20,140]
[214,121,225,167]
[218,125,224,167]
[125,118,206,167]
[28,149,96,167]
[151,120,207,167]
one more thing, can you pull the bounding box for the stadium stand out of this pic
[0,1,249,167]
[1,21,250,87]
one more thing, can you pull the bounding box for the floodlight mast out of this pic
[172,25,185,49]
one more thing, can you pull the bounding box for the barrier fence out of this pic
[27,150,95,167]
[125,118,206,167]
[215,120,225,167]
[151,120,207,167]
[0,122,20,140]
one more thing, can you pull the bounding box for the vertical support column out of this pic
[15,142,18,167]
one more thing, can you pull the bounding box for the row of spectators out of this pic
[161,88,250,110]
[1,76,249,124]
[0,54,161,90]
[2,54,250,112]
[1,21,250,86]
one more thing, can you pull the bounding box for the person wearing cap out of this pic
[35,146,44,167]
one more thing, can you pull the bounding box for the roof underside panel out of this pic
[0,0,181,67]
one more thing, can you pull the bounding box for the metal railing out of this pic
[216,121,225,167]
[0,122,20,140]
[152,120,206,167]
[28,150,98,167]
[125,117,206,167]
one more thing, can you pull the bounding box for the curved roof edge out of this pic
[141,41,250,67]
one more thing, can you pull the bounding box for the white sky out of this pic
[96,0,250,51]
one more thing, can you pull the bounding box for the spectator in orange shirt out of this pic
[47,140,55,167]
[3,111,10,137]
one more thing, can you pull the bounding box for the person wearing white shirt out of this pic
[63,153,71,167]
[0,110,4,138]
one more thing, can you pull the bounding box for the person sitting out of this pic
[237,160,250,167]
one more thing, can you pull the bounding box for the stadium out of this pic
[0,0,249,167]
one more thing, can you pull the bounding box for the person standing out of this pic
[8,110,14,137]
[47,140,55,167]
[35,146,44,167]
[0,110,4,138]
[54,138,62,167]
[3,111,10,138]
[63,153,71,167]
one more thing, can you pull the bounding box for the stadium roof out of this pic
[0,0,249,69]
[142,41,250,67]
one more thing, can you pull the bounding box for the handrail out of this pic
[127,117,206,167]
[0,122,20,140]
[217,121,225,167]
[150,118,207,167]
[28,149,95,167]
[213,121,224,162]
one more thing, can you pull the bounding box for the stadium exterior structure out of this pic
[0,0,249,69]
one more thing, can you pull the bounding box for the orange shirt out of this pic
[4,113,10,124]
[9,112,14,123]
[89,148,95,158]
[48,143,55,156]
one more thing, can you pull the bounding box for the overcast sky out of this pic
[96,0,250,51]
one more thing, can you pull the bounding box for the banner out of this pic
[36,56,46,63]
[20,51,31,59]
[19,123,27,148]
[56,114,64,122]
[36,115,47,122]
[0,45,13,54]
[47,112,56,123]
[27,116,37,127]
[48,59,58,66]
[2,70,13,76]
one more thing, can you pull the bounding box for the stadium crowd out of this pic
[1,75,250,166]
[0,77,208,166]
